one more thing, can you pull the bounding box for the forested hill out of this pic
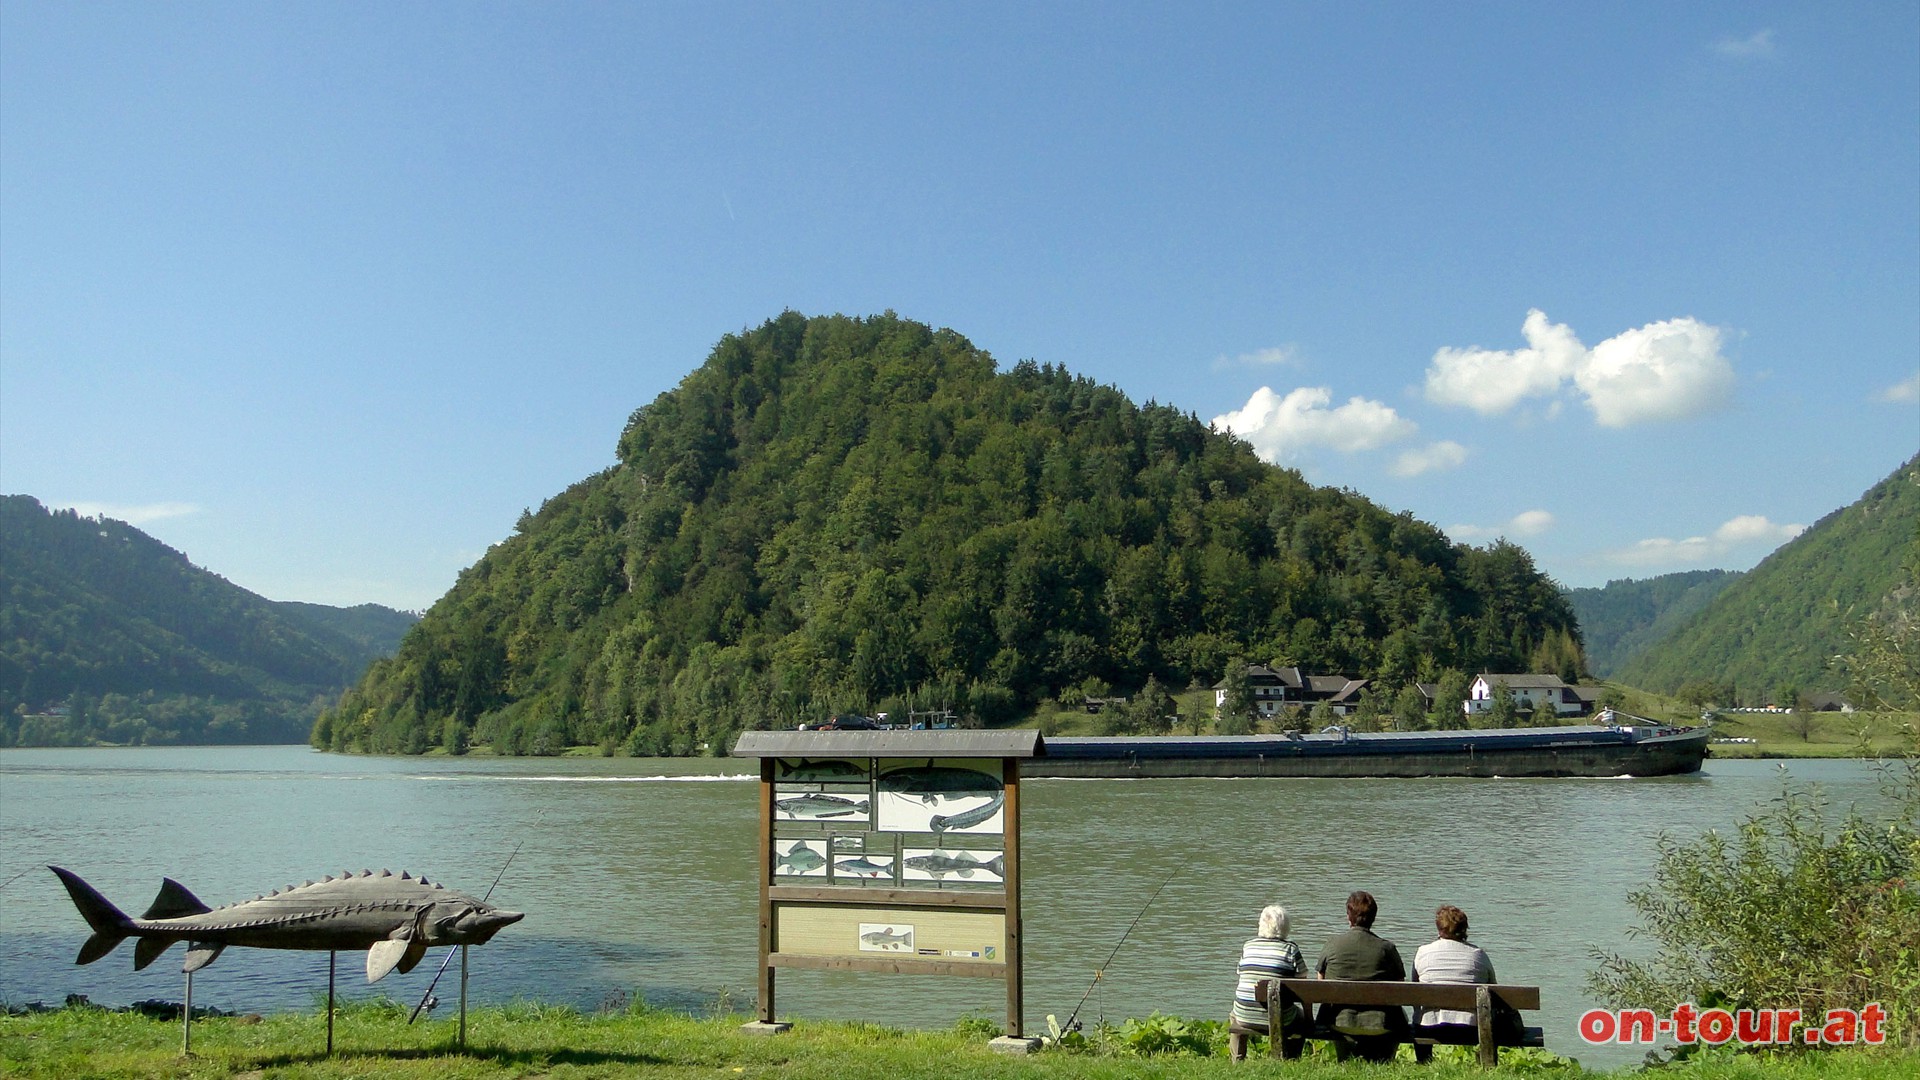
[0,495,416,746]
[1613,453,1920,701]
[1564,569,1742,677]
[318,312,1583,757]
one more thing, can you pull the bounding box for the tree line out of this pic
[316,312,1587,757]
[1,494,415,747]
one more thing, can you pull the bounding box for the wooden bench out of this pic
[1228,978,1543,1065]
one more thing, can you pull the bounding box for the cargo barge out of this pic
[1026,720,1710,779]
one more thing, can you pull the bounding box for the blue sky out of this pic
[3,3,1915,611]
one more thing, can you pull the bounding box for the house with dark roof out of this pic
[1213,664,1369,717]
[1466,673,1603,719]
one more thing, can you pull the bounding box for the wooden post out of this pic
[756,757,777,1024]
[1002,760,1024,1039]
[459,944,469,1049]
[1475,984,1497,1067]
[182,968,192,1056]
[326,951,336,1056]
[1270,983,1293,1061]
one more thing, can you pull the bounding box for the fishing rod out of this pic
[1058,857,1186,1033]
[408,836,528,1023]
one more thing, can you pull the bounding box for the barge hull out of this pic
[1028,725,1710,780]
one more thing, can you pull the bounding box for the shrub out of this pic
[1587,764,1920,1049]
[1111,1012,1221,1056]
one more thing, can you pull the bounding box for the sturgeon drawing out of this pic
[49,866,524,983]
[877,764,1001,804]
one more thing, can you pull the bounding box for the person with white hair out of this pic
[1228,903,1305,1060]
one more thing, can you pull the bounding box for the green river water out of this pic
[0,745,1900,1068]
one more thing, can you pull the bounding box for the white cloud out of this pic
[57,501,201,526]
[1424,310,1585,415]
[1211,344,1302,372]
[1714,29,1776,58]
[1576,317,1735,427]
[1602,515,1806,569]
[1509,509,1556,537]
[1391,440,1469,478]
[1874,372,1920,404]
[1241,346,1299,367]
[1446,510,1555,543]
[1212,386,1417,462]
[1424,310,1735,427]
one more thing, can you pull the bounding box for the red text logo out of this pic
[1578,1004,1886,1046]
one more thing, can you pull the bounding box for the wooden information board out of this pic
[731,730,1044,1037]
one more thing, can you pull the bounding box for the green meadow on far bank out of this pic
[1691,710,1918,759]
[4,1000,1917,1080]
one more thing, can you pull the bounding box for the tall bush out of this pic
[1587,762,1920,1049]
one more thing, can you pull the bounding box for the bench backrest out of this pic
[1257,978,1540,1011]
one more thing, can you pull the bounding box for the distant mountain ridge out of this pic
[1564,569,1743,678]
[1611,453,1920,699]
[0,495,416,745]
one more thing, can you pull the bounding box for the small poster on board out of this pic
[772,791,871,824]
[857,923,915,952]
[900,846,1005,883]
[775,758,870,784]
[831,853,895,882]
[773,839,829,878]
[874,759,1005,835]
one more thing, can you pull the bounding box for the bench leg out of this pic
[1476,986,1498,1067]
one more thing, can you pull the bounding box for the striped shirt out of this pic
[1231,936,1304,1030]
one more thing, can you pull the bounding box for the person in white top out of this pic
[1410,905,1496,1061]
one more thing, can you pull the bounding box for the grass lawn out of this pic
[1696,710,1918,760]
[4,1001,1916,1080]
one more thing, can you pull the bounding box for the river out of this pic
[0,745,1901,1068]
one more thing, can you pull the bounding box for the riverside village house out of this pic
[1213,665,1370,718]
[1465,673,1604,720]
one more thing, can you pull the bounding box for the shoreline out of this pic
[3,739,1903,762]
[6,997,1915,1079]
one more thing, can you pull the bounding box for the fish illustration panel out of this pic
[900,846,1006,884]
[773,839,829,878]
[857,922,915,952]
[874,758,1005,834]
[830,853,896,883]
[774,757,870,784]
[772,791,871,824]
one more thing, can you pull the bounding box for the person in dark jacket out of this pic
[1315,890,1409,1062]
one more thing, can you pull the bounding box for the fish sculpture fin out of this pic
[366,939,411,983]
[48,866,132,966]
[182,942,225,973]
[141,878,212,921]
[133,936,173,971]
[396,935,429,975]
[76,932,123,967]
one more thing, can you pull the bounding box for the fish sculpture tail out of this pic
[48,866,134,966]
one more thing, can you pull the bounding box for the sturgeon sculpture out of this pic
[49,865,524,983]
